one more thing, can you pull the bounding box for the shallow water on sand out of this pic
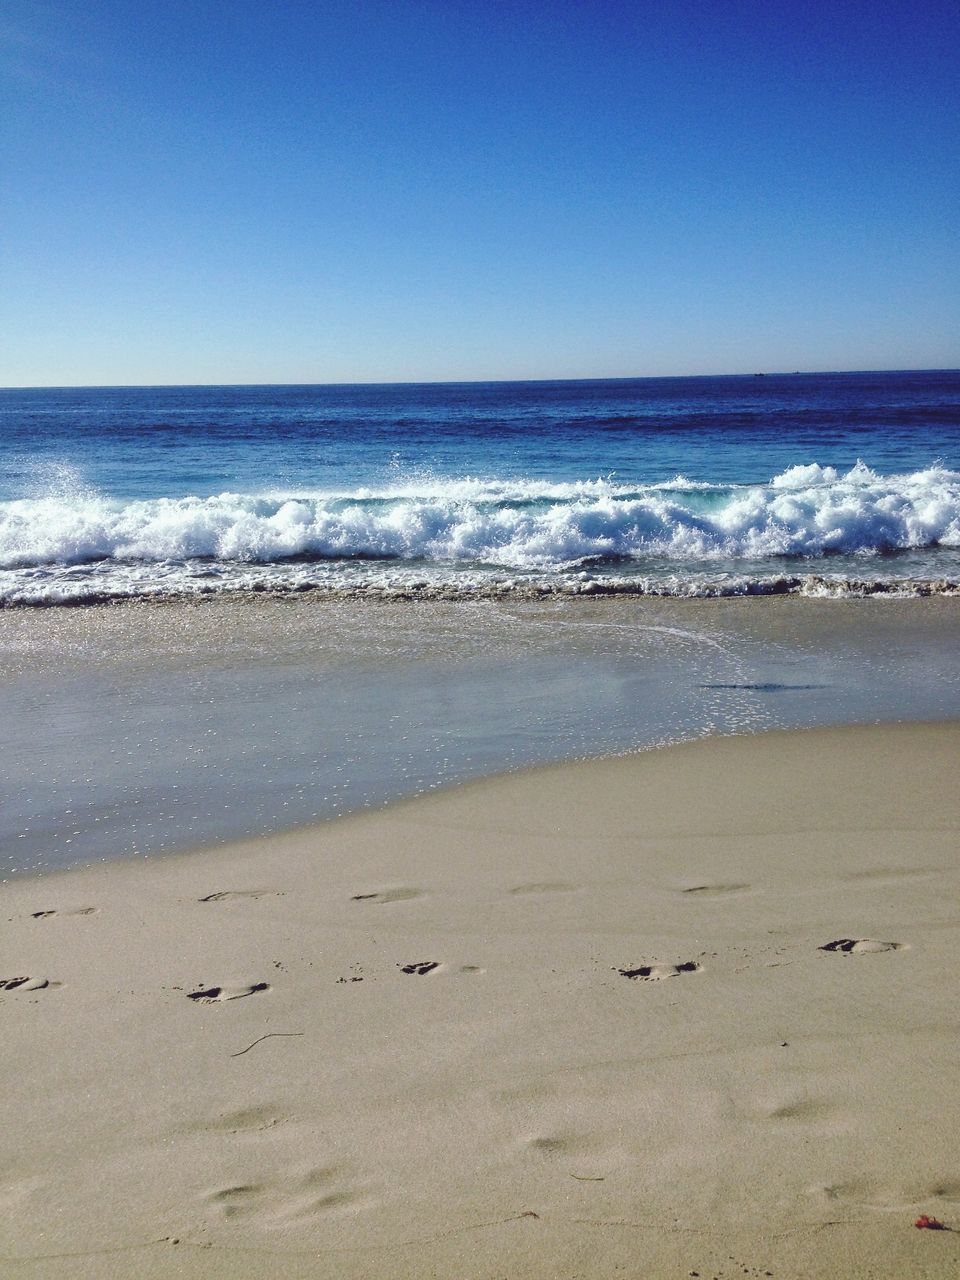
[2,596,959,877]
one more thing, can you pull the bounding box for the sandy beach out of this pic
[2,720,959,1278]
[6,0,960,1274]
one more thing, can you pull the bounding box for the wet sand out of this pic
[2,721,959,1278]
[3,594,960,876]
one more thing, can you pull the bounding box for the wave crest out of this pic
[2,463,959,573]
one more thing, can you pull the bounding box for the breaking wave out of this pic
[2,462,959,603]
[3,463,958,568]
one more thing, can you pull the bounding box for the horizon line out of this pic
[2,365,959,392]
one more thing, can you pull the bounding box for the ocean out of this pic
[2,371,959,605]
[3,371,960,877]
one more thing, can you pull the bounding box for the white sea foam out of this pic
[1,464,959,603]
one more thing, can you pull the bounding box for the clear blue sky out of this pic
[2,0,958,385]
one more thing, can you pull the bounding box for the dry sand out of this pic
[2,721,959,1278]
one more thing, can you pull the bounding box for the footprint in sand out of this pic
[680,883,750,896]
[525,1131,605,1159]
[29,907,96,919]
[198,890,280,903]
[350,888,423,904]
[187,983,271,1003]
[618,962,701,981]
[760,1095,838,1122]
[398,961,441,976]
[0,977,57,992]
[841,866,935,883]
[509,882,576,895]
[203,1104,287,1135]
[205,1166,369,1225]
[816,1177,960,1209]
[819,938,906,954]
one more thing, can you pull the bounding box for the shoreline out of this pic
[4,593,960,880]
[2,569,959,609]
[10,709,960,889]
[3,721,960,1277]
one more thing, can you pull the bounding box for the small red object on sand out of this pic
[915,1215,946,1230]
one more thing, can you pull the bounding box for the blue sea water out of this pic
[1,370,959,604]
